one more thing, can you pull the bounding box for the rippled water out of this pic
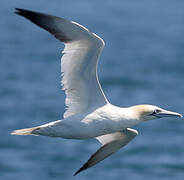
[1,0,184,179]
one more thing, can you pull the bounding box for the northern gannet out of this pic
[11,8,182,176]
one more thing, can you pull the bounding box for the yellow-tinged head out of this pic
[129,104,182,121]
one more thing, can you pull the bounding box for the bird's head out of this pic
[129,104,182,121]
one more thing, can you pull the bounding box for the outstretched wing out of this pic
[74,128,138,176]
[15,8,108,118]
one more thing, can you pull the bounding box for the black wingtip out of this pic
[14,8,33,17]
[15,8,22,11]
[14,8,20,15]
[73,168,82,176]
[14,8,43,27]
[73,164,88,176]
[15,8,26,15]
[73,171,79,176]
[14,8,27,18]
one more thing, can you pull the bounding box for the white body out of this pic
[38,104,140,139]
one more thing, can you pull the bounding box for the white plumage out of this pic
[61,33,107,118]
[12,8,182,175]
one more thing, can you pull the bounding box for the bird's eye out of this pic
[154,109,162,114]
[149,109,162,116]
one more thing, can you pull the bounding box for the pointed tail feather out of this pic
[11,127,40,135]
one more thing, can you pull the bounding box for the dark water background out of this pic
[1,0,184,179]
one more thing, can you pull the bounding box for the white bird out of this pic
[12,8,182,175]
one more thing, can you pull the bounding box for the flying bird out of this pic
[12,8,182,175]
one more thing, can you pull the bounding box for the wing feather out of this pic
[74,128,138,175]
[15,8,108,118]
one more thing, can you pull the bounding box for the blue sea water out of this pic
[1,0,184,179]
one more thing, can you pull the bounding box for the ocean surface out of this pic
[1,0,184,179]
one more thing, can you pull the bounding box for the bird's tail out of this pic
[11,126,40,135]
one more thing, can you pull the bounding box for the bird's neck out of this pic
[109,105,144,128]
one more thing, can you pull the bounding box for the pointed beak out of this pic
[157,109,183,118]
